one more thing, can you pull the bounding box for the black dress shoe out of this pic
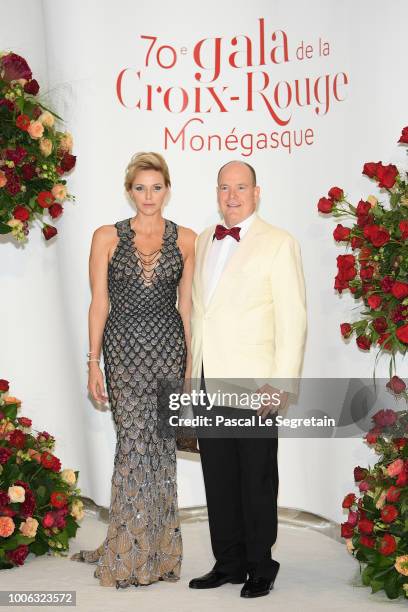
[189,570,246,589]
[240,576,275,598]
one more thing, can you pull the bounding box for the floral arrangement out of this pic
[0,378,84,568]
[317,126,408,375]
[0,52,76,242]
[341,375,408,599]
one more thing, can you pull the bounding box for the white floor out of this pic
[0,514,406,612]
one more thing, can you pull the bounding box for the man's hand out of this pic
[254,384,288,418]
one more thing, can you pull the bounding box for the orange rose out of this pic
[27,120,44,139]
[0,516,15,537]
[4,396,21,406]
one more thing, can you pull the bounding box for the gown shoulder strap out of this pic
[115,218,133,239]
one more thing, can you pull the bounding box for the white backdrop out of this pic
[1,0,407,523]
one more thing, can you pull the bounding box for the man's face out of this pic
[217,162,260,227]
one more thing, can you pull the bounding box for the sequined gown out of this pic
[71,218,186,587]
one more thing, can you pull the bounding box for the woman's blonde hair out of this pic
[124,152,171,191]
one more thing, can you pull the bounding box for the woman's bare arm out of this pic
[177,226,197,380]
[88,225,116,403]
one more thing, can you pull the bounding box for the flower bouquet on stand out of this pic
[317,127,408,371]
[317,127,408,599]
[0,51,76,242]
[341,379,408,599]
[0,379,84,569]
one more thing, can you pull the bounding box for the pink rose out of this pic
[387,458,404,477]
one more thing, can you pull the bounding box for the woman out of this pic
[71,152,196,588]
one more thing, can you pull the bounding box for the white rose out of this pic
[61,469,76,486]
[8,485,25,503]
[70,499,84,521]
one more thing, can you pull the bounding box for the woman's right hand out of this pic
[88,364,108,404]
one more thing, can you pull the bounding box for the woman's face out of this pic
[129,169,168,215]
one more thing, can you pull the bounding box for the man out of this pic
[188,160,307,598]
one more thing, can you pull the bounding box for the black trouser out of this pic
[197,368,279,580]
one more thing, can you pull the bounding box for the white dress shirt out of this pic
[204,212,256,306]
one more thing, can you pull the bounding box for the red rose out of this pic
[60,153,76,172]
[55,510,67,529]
[367,295,382,309]
[49,203,63,219]
[41,452,55,469]
[378,533,397,556]
[356,335,371,351]
[363,225,390,247]
[333,224,351,241]
[21,163,36,181]
[37,430,52,441]
[366,428,380,444]
[360,266,374,280]
[396,324,408,344]
[17,417,32,427]
[0,448,12,464]
[341,522,354,538]
[334,276,349,293]
[340,323,352,338]
[359,480,370,492]
[398,126,408,144]
[381,505,398,523]
[386,486,401,503]
[354,466,368,481]
[317,197,334,213]
[337,255,356,278]
[399,220,408,240]
[50,491,68,509]
[376,163,398,189]
[1,53,32,81]
[373,317,387,334]
[328,186,344,201]
[373,409,397,427]
[356,200,371,216]
[23,79,39,95]
[6,544,29,566]
[42,225,58,241]
[386,375,406,394]
[381,276,394,293]
[42,512,55,528]
[396,470,408,487]
[13,206,30,222]
[37,191,54,209]
[391,281,408,300]
[351,236,364,249]
[363,162,380,178]
[360,535,375,549]
[342,493,356,508]
[0,379,9,392]
[6,146,27,164]
[16,114,30,131]
[8,430,26,449]
[358,518,374,534]
[357,214,372,228]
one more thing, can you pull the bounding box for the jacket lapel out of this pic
[203,215,266,312]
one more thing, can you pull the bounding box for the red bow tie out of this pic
[214,224,241,241]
